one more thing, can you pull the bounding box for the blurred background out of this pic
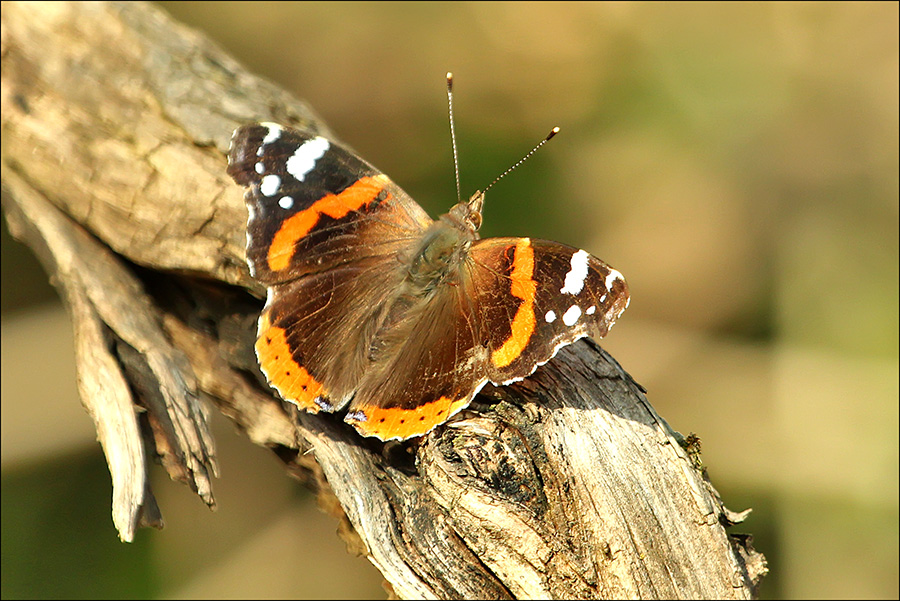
[2,2,897,598]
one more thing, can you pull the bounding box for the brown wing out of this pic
[467,238,629,385]
[343,273,488,440]
[228,123,434,412]
[343,237,629,441]
[256,255,411,413]
[228,123,432,285]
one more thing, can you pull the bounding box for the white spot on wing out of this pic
[545,310,557,323]
[287,137,330,182]
[260,122,283,144]
[586,305,596,315]
[605,268,624,292]
[255,162,265,174]
[260,174,281,196]
[561,249,590,295]
[563,305,582,326]
[278,196,294,210]
[346,410,367,423]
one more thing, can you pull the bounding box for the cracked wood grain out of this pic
[1,1,766,597]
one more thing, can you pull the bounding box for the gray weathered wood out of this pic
[1,1,766,597]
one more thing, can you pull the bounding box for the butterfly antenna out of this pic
[447,72,462,205]
[482,127,560,195]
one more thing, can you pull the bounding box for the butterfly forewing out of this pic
[467,238,629,385]
[228,123,431,285]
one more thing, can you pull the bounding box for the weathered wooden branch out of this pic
[1,1,766,598]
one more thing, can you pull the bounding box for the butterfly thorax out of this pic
[363,192,483,358]
[404,191,484,293]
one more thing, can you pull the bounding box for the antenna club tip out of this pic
[446,72,454,81]
[547,127,561,139]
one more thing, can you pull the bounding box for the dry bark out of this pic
[1,2,766,598]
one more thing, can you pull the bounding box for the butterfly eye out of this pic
[470,210,482,230]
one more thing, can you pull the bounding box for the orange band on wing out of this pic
[491,238,537,368]
[347,396,471,440]
[267,174,391,272]
[256,313,328,411]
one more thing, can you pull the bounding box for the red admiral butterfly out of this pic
[227,79,629,441]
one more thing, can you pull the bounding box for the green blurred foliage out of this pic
[1,450,158,599]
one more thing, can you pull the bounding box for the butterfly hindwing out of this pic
[257,255,410,413]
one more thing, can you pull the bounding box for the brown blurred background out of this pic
[2,2,897,598]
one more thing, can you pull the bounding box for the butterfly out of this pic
[227,79,628,441]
